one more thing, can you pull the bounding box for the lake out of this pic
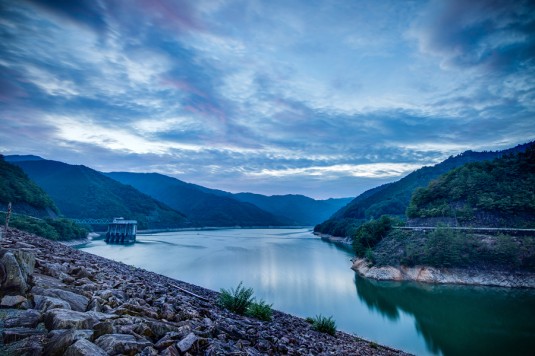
[78,228,535,355]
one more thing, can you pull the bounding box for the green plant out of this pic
[246,300,273,321]
[310,314,337,336]
[305,317,314,324]
[219,282,254,315]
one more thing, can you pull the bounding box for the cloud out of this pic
[409,0,535,72]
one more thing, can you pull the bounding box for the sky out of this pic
[1,0,534,199]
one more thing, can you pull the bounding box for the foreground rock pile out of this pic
[1,229,407,355]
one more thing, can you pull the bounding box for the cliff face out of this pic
[351,258,535,288]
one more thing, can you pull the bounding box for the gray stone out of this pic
[160,345,180,356]
[34,294,71,311]
[40,288,89,311]
[0,334,44,356]
[65,338,107,356]
[4,309,42,328]
[44,309,95,330]
[1,295,27,307]
[32,273,67,290]
[1,252,28,293]
[12,249,35,278]
[44,329,76,356]
[176,332,198,353]
[2,327,45,344]
[92,321,114,340]
[95,333,152,355]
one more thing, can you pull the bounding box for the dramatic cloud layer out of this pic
[1,0,534,198]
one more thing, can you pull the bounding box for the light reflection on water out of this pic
[79,228,535,356]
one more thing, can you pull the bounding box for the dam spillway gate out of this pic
[105,218,137,244]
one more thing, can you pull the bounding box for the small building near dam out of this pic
[105,218,137,244]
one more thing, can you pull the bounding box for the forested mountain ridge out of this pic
[0,155,58,218]
[407,145,535,228]
[105,172,291,227]
[7,158,189,230]
[232,193,352,226]
[315,141,534,237]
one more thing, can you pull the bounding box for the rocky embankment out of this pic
[0,229,407,355]
[352,258,535,288]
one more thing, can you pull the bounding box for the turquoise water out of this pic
[78,228,535,355]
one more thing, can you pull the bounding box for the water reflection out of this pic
[354,275,535,355]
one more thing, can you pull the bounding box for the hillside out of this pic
[7,158,189,230]
[315,142,534,237]
[104,172,291,227]
[233,193,353,226]
[0,155,58,218]
[407,146,535,228]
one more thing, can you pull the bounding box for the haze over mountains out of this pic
[5,156,351,229]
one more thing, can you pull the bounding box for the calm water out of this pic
[78,228,535,355]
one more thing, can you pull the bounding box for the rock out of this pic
[92,321,114,340]
[4,309,42,328]
[0,252,28,293]
[39,288,89,311]
[140,345,159,355]
[176,332,199,353]
[44,329,76,356]
[32,273,67,290]
[65,338,107,356]
[1,295,27,307]
[44,309,95,330]
[2,327,46,344]
[34,294,71,311]
[95,334,152,355]
[12,249,35,278]
[160,345,180,356]
[0,334,44,355]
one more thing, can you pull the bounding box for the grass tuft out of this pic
[218,281,254,315]
[246,300,273,321]
[310,314,337,336]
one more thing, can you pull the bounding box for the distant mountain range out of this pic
[7,158,188,229]
[315,141,535,237]
[106,172,351,227]
[6,156,351,229]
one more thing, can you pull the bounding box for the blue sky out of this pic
[1,0,534,199]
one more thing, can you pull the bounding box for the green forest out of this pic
[407,146,535,228]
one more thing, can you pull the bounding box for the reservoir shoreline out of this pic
[1,228,407,355]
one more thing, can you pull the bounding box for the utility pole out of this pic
[4,202,12,239]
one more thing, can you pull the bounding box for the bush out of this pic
[246,300,273,321]
[218,282,254,315]
[310,314,337,336]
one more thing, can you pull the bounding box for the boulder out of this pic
[44,309,95,330]
[44,329,76,356]
[2,327,46,344]
[0,334,44,355]
[0,252,28,293]
[4,309,42,328]
[34,294,72,312]
[160,345,180,356]
[1,295,27,308]
[39,288,89,311]
[65,338,107,356]
[95,334,152,355]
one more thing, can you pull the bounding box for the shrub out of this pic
[247,300,273,321]
[310,314,337,336]
[218,282,254,315]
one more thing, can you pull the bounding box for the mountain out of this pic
[0,155,58,218]
[232,193,353,226]
[7,158,188,230]
[104,172,291,227]
[315,141,534,237]
[407,145,535,228]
